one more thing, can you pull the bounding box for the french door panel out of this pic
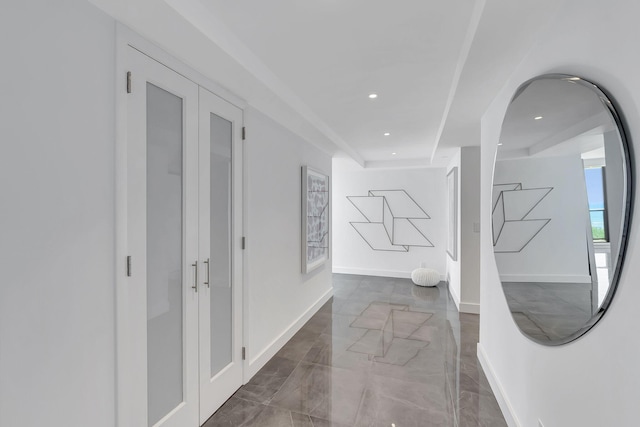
[126,47,199,427]
[198,87,244,424]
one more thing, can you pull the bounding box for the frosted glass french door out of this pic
[125,48,199,427]
[198,88,244,424]
[122,47,244,427]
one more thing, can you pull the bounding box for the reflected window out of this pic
[585,167,608,242]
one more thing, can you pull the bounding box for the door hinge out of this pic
[242,127,246,140]
[126,71,132,94]
[241,237,246,250]
[242,347,246,360]
[126,256,132,277]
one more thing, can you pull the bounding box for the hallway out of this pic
[204,274,507,426]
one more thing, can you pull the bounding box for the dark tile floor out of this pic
[203,274,507,427]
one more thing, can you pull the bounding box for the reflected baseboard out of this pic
[499,274,592,284]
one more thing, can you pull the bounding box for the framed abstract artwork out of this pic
[302,166,330,273]
[447,167,458,261]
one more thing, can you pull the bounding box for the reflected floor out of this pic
[503,281,594,342]
[204,274,507,427]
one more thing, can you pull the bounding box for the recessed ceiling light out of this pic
[384,132,390,136]
[498,143,503,146]
[368,93,378,99]
[534,116,543,120]
[392,152,397,155]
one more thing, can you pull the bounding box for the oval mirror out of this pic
[493,74,633,345]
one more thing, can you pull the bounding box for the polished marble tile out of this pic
[372,337,429,366]
[457,405,508,427]
[410,284,443,303]
[332,281,361,299]
[202,397,264,427]
[355,387,451,427]
[360,301,408,320]
[358,278,396,295]
[302,311,334,334]
[326,313,370,341]
[309,416,351,427]
[290,411,314,427]
[303,333,373,372]
[334,298,372,316]
[205,274,507,427]
[275,328,320,362]
[350,315,387,330]
[392,310,433,338]
[202,398,320,427]
[269,362,367,425]
[234,356,298,404]
[367,372,449,410]
[248,405,299,427]
[409,323,439,342]
[348,329,386,356]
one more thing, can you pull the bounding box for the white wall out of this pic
[0,2,335,425]
[446,150,462,305]
[459,147,482,311]
[0,1,116,426]
[493,155,591,283]
[332,157,447,278]
[479,0,640,425]
[446,147,482,313]
[244,107,333,377]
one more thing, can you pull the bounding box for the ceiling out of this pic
[498,77,615,159]
[89,0,567,168]
[199,0,476,165]
[500,77,612,154]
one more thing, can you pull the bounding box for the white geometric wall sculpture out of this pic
[348,190,434,252]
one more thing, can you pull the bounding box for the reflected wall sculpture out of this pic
[492,182,553,253]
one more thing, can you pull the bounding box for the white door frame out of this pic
[115,24,248,427]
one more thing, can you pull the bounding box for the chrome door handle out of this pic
[192,261,198,292]
[204,258,210,288]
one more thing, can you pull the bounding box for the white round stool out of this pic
[411,268,440,287]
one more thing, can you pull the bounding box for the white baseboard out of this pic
[446,285,479,314]
[500,274,591,284]
[333,266,411,278]
[477,343,521,427]
[244,287,333,381]
[459,302,480,314]
[333,266,446,281]
[447,282,461,312]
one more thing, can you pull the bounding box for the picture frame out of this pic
[302,166,330,273]
[447,167,458,261]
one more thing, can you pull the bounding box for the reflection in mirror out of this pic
[493,75,632,345]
